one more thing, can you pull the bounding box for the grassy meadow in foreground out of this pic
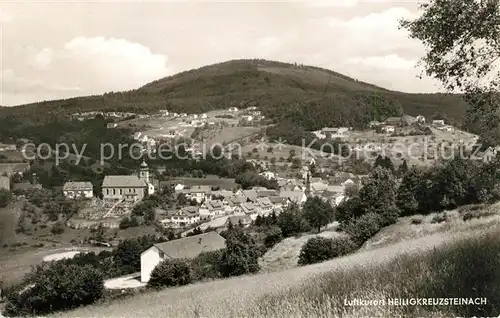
[54,222,500,318]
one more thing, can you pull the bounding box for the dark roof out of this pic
[152,232,226,259]
[102,175,146,188]
[63,181,93,191]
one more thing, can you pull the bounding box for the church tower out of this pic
[305,172,311,197]
[139,159,149,184]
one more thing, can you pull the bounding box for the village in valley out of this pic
[0,99,488,295]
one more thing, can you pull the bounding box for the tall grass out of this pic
[55,225,500,318]
[256,229,500,317]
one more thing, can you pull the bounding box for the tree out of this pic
[358,167,399,226]
[0,189,11,208]
[397,167,426,216]
[277,203,310,237]
[264,226,283,248]
[50,222,65,235]
[302,196,334,233]
[398,159,409,176]
[4,262,104,316]
[400,0,500,145]
[90,223,105,242]
[343,212,384,246]
[298,236,357,266]
[219,227,260,277]
[147,259,192,289]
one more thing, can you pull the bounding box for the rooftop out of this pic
[152,232,226,259]
[63,181,93,191]
[102,175,146,188]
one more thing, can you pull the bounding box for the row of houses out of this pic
[163,188,291,228]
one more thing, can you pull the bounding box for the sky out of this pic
[0,0,443,107]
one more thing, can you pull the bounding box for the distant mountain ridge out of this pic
[0,59,469,129]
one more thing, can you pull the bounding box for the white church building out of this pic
[102,160,155,202]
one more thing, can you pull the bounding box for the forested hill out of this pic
[0,59,469,130]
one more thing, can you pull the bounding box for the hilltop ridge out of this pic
[0,59,469,129]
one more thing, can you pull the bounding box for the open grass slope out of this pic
[0,59,469,128]
[55,217,500,318]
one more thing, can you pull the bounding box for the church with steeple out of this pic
[101,159,155,202]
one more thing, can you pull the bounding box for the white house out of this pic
[416,115,426,124]
[140,232,226,283]
[201,113,208,119]
[174,183,185,192]
[432,119,445,126]
[228,107,239,112]
[63,181,93,199]
[170,206,200,228]
[199,200,224,220]
[234,202,259,220]
[106,123,118,129]
[259,171,276,180]
[184,185,211,203]
[383,125,395,134]
[255,197,273,216]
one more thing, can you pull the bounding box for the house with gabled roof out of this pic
[170,206,200,228]
[310,181,328,194]
[63,181,93,199]
[242,190,258,202]
[280,190,307,205]
[183,185,211,203]
[140,232,226,283]
[234,202,259,220]
[268,195,288,210]
[256,197,273,216]
[199,200,224,220]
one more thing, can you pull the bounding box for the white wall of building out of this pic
[63,190,93,199]
[140,246,163,283]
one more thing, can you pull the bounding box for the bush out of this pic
[298,236,357,266]
[147,259,192,289]
[3,262,103,316]
[277,204,311,238]
[219,228,260,277]
[190,250,224,281]
[50,222,64,235]
[411,217,423,225]
[462,208,496,222]
[431,213,448,224]
[343,212,384,246]
[264,226,283,248]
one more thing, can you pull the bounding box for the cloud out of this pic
[2,36,171,105]
[49,36,171,91]
[345,54,416,70]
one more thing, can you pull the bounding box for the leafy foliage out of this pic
[298,236,357,266]
[277,203,311,238]
[219,227,260,277]
[263,226,283,248]
[147,258,192,289]
[4,262,104,316]
[0,189,12,208]
[400,0,500,144]
[302,196,335,233]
